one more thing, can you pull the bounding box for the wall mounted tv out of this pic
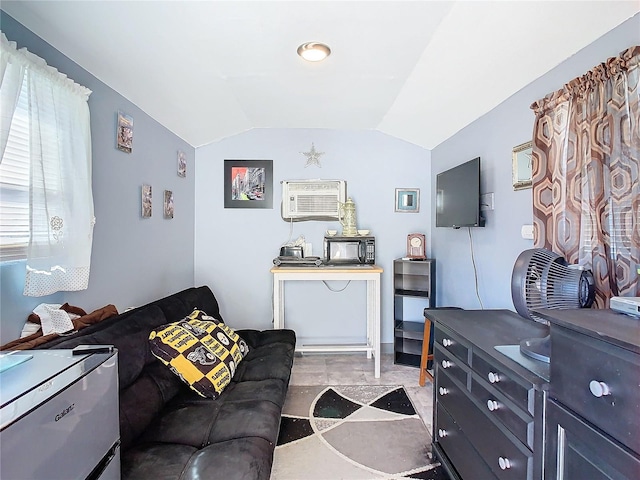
[436,157,485,228]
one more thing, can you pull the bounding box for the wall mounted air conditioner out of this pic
[281,179,346,221]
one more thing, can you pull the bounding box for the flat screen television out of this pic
[436,157,485,228]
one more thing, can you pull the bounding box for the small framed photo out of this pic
[164,190,174,219]
[224,159,273,209]
[395,188,420,213]
[116,111,133,153]
[512,141,533,190]
[141,184,152,218]
[177,150,186,177]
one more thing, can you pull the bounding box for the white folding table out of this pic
[271,265,383,378]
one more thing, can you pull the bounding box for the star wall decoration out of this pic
[301,143,324,168]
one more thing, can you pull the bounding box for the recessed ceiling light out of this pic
[297,42,331,62]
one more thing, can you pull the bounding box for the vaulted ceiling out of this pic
[2,1,638,149]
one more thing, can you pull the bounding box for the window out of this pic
[1,33,94,296]
[0,74,30,261]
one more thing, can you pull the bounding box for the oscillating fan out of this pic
[511,248,595,362]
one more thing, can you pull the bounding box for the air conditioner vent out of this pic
[296,195,338,213]
[288,182,337,192]
[281,179,346,221]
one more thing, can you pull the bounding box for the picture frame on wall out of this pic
[512,141,533,190]
[116,111,133,153]
[164,190,174,219]
[224,159,273,209]
[177,150,186,177]
[141,184,152,218]
[395,188,420,213]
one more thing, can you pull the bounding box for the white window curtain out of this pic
[0,33,95,296]
[0,36,25,158]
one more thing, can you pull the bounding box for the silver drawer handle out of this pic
[487,400,499,412]
[443,339,453,347]
[439,387,449,396]
[498,457,512,470]
[442,360,453,369]
[589,380,611,398]
[438,428,447,438]
[488,372,500,383]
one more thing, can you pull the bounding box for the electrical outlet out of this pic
[480,193,494,211]
[521,225,534,240]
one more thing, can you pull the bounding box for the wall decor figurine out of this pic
[164,190,174,219]
[223,159,273,209]
[116,111,133,153]
[177,150,186,177]
[301,143,324,168]
[141,184,152,218]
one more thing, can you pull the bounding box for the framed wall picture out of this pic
[164,190,174,219]
[395,188,420,213]
[512,141,533,190]
[141,184,152,218]
[177,150,186,177]
[224,159,273,209]
[116,111,133,153]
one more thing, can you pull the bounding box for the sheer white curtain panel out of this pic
[0,32,95,296]
[0,34,26,160]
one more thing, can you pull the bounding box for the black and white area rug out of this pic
[271,385,449,480]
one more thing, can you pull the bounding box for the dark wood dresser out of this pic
[536,308,640,480]
[429,307,640,480]
[429,309,549,480]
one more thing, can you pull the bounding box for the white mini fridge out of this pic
[0,348,120,479]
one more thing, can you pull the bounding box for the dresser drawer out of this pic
[546,399,640,480]
[473,352,533,415]
[436,368,469,423]
[550,326,640,454]
[435,403,497,480]
[435,325,470,366]
[438,371,533,480]
[470,375,534,449]
[435,344,469,386]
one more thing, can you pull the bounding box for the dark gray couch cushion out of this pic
[121,443,198,480]
[207,399,282,445]
[233,329,295,384]
[138,401,223,447]
[234,349,294,383]
[183,438,274,480]
[122,438,274,480]
[119,368,173,449]
[223,379,289,408]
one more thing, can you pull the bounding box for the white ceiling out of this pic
[2,1,638,150]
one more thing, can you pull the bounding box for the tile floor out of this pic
[289,352,435,435]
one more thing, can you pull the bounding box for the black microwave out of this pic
[324,235,375,265]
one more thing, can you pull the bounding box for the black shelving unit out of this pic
[393,258,435,367]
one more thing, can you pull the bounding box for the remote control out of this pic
[72,345,114,355]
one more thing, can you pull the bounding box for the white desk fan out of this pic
[511,248,595,362]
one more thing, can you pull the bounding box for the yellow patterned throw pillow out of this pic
[149,309,249,398]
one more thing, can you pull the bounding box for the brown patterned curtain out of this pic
[530,45,640,308]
